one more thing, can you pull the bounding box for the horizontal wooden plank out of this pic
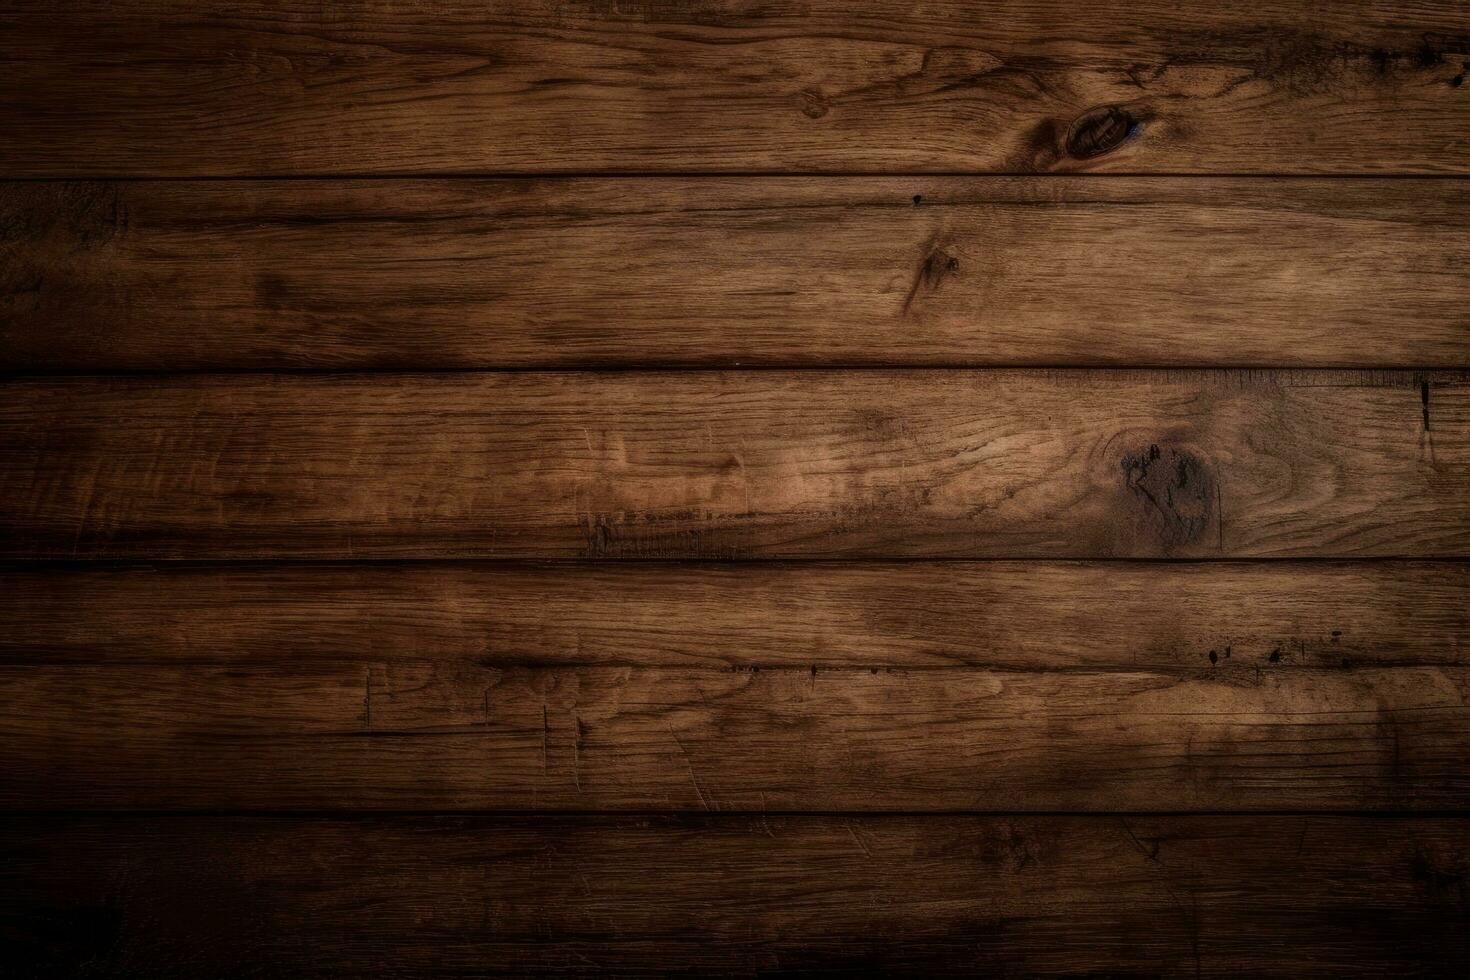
[1,371,1465,559]
[4,655,1467,809]
[3,561,1465,670]
[2,814,1465,975]
[3,2,1470,175]
[7,179,1470,370]
[5,560,1463,810]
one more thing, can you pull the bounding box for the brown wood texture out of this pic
[2,370,1463,559]
[2,814,1466,976]
[6,664,1468,810]
[7,561,1462,810]
[4,2,1470,176]
[3,560,1465,670]
[6,178,1470,370]
[6,0,1470,973]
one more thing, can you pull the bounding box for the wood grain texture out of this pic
[1,370,1464,559]
[7,178,1470,370]
[5,655,1468,809]
[3,2,1470,175]
[6,560,1464,810]
[2,814,1466,975]
[5,0,1469,971]
[3,561,1465,670]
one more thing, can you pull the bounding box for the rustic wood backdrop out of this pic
[2,0,1468,975]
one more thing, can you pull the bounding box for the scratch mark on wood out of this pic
[572,715,585,794]
[1120,817,1163,865]
[1418,377,1437,465]
[1296,817,1311,860]
[1215,473,1225,552]
[669,728,712,810]
[541,704,549,775]
[901,243,960,313]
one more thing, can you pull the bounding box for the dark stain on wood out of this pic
[1410,848,1468,902]
[255,272,291,311]
[1120,444,1217,551]
[902,242,960,311]
[798,88,829,118]
[1016,117,1064,170]
[0,904,123,977]
[584,513,617,558]
[0,182,126,249]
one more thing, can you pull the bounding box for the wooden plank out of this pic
[5,560,1463,810]
[2,561,1465,670]
[3,655,1468,809]
[3,2,1470,175]
[7,178,1470,370]
[1,371,1465,559]
[2,814,1465,975]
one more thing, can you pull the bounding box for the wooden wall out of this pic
[2,1,1468,974]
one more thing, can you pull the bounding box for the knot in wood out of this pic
[1119,443,1214,549]
[1065,105,1141,160]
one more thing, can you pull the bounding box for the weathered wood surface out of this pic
[4,655,1467,809]
[2,814,1466,975]
[6,179,1470,370]
[3,0,1468,974]
[1,370,1463,559]
[7,559,1464,810]
[4,2,1470,175]
[3,560,1465,670]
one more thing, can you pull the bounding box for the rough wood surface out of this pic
[6,178,1470,370]
[5,0,1469,973]
[2,814,1466,975]
[4,2,1470,175]
[1,370,1463,559]
[6,559,1464,810]
[3,560,1464,670]
[5,654,1467,809]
